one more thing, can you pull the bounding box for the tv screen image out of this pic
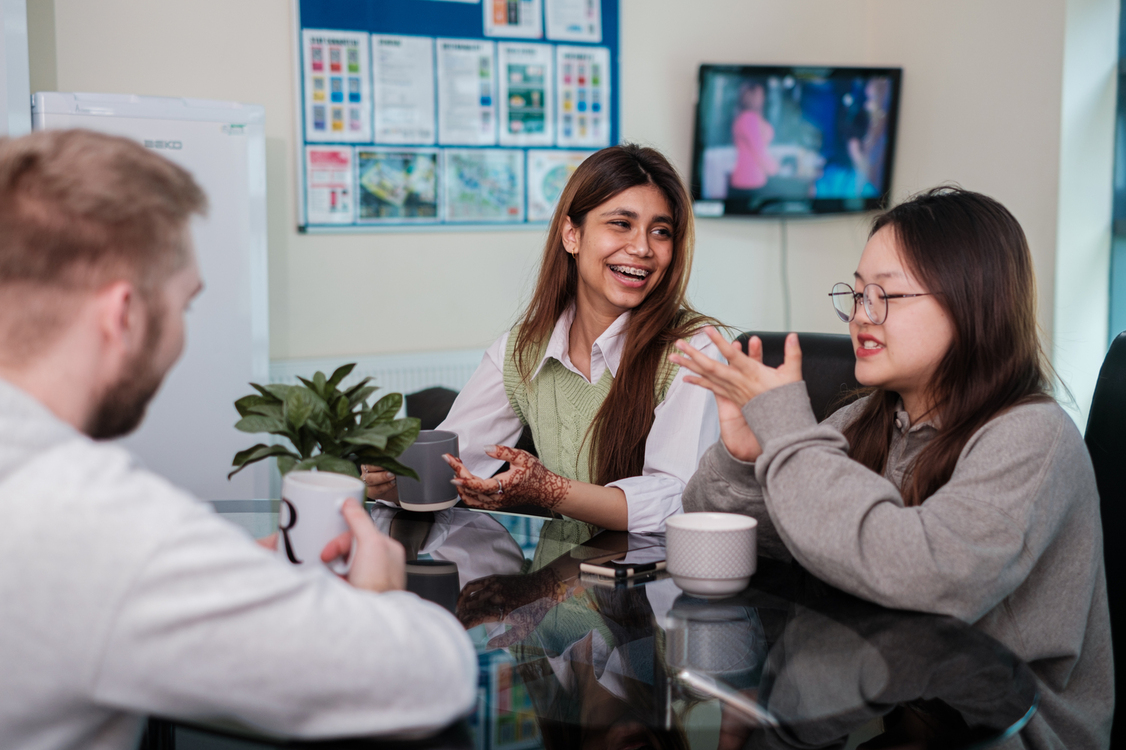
[691,65,902,216]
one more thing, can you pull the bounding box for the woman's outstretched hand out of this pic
[672,327,803,404]
[443,444,570,511]
[670,328,804,462]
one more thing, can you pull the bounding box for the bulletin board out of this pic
[294,0,621,232]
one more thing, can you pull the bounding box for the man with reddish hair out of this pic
[0,130,476,749]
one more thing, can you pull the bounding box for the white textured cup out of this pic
[665,513,757,598]
[665,596,768,690]
[279,470,364,573]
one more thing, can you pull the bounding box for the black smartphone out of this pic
[579,559,667,580]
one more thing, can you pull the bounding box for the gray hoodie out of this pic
[683,381,1112,749]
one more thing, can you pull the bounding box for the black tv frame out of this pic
[690,64,903,217]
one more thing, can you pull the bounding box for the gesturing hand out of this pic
[715,392,763,462]
[443,444,569,511]
[671,327,803,407]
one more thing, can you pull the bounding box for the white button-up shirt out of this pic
[438,307,720,533]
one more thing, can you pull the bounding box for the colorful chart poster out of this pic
[371,35,437,145]
[498,44,554,147]
[483,0,543,39]
[443,149,525,223]
[305,146,355,224]
[555,45,610,148]
[545,0,602,42]
[526,149,591,221]
[303,29,372,143]
[437,39,498,146]
[355,148,440,223]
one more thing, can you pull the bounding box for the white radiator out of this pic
[264,349,485,497]
[268,348,486,414]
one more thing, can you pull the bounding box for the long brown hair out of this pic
[842,187,1051,506]
[515,144,710,486]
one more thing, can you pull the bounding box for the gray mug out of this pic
[397,429,460,512]
[405,559,460,613]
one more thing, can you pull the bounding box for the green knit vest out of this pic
[502,324,679,485]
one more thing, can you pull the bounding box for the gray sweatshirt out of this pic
[683,382,1112,749]
[0,379,477,750]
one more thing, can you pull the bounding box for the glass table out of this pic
[144,500,1038,750]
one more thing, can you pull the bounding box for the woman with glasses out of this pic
[671,187,1110,748]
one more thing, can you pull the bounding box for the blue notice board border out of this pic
[294,0,621,231]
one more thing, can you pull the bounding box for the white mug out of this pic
[278,470,364,574]
[665,513,758,599]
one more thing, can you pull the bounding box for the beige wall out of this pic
[37,0,547,361]
[626,0,1072,340]
[28,0,1114,400]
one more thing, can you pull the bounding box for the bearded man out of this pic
[0,130,475,749]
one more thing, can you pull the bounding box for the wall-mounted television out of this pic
[690,65,902,217]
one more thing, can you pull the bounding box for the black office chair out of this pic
[405,384,538,456]
[1084,331,1126,746]
[405,386,459,430]
[734,331,862,422]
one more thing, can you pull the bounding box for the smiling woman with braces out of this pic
[375,144,723,536]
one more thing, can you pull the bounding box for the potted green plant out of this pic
[229,363,420,480]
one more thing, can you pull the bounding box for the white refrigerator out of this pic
[32,92,270,501]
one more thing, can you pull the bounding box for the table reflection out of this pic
[374,506,1036,750]
[157,501,1036,750]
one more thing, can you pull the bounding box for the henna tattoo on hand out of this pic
[444,447,570,511]
[456,568,568,646]
[499,450,568,509]
[456,568,560,627]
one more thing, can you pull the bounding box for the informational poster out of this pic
[483,0,543,39]
[526,149,591,221]
[498,44,554,148]
[295,1,619,229]
[304,146,355,223]
[443,149,525,222]
[555,45,610,148]
[355,147,440,223]
[437,39,498,146]
[371,35,436,145]
[545,0,601,42]
[302,29,373,142]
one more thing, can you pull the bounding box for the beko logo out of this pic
[144,140,182,150]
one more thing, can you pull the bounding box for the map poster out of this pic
[483,0,543,39]
[498,44,554,148]
[442,149,525,223]
[372,35,437,145]
[305,146,355,224]
[526,149,592,222]
[303,29,372,143]
[355,148,440,223]
[437,39,498,146]
[555,45,610,148]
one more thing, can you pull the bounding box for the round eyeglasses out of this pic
[828,282,934,325]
